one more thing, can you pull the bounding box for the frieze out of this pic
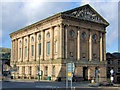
[63,5,108,26]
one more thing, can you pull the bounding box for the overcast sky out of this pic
[1,0,119,53]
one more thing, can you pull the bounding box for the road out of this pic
[1,81,120,90]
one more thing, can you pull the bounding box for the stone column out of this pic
[77,30,81,60]
[27,36,29,61]
[59,23,64,59]
[41,30,44,60]
[15,39,18,62]
[21,37,24,62]
[34,33,36,61]
[11,40,13,62]
[50,27,54,59]
[103,33,106,61]
[89,31,92,61]
[65,25,68,59]
[100,33,103,62]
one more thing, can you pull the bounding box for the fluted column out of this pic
[100,33,103,62]
[77,30,81,60]
[50,27,54,59]
[59,23,64,59]
[103,33,106,61]
[89,31,92,61]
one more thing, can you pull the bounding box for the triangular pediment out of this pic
[62,4,109,26]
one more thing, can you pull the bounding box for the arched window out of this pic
[25,46,27,58]
[31,37,34,42]
[25,39,27,44]
[31,45,34,56]
[47,42,50,56]
[39,34,41,40]
[19,40,21,46]
[47,32,50,38]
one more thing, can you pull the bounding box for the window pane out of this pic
[25,46,27,58]
[53,66,55,76]
[45,66,48,76]
[32,45,34,56]
[19,48,21,59]
[47,42,50,55]
[39,43,41,56]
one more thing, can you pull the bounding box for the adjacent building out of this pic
[9,4,109,81]
[106,52,120,83]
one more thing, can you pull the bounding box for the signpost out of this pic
[66,62,75,89]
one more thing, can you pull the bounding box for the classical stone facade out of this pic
[10,4,109,81]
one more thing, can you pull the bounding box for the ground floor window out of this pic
[45,66,48,76]
[53,66,55,76]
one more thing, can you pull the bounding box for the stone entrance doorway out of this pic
[83,67,88,81]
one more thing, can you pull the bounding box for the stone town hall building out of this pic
[10,4,109,81]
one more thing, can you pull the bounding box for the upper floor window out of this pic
[25,46,27,58]
[47,42,50,56]
[32,37,34,42]
[25,39,27,44]
[39,34,41,40]
[19,41,21,46]
[82,32,86,39]
[19,48,21,59]
[47,32,50,38]
[39,43,41,56]
[31,45,34,56]
[92,34,97,40]
[70,30,74,37]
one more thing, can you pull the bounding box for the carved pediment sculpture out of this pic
[63,4,109,26]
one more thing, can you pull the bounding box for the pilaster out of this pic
[89,31,92,61]
[100,32,103,62]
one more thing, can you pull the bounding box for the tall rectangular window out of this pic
[47,42,50,56]
[25,46,27,58]
[45,66,48,76]
[39,43,41,56]
[19,48,21,59]
[22,66,25,74]
[53,66,55,76]
[31,45,34,56]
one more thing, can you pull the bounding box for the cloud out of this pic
[1,1,119,53]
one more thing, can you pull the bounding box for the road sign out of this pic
[68,72,71,77]
[67,63,75,73]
